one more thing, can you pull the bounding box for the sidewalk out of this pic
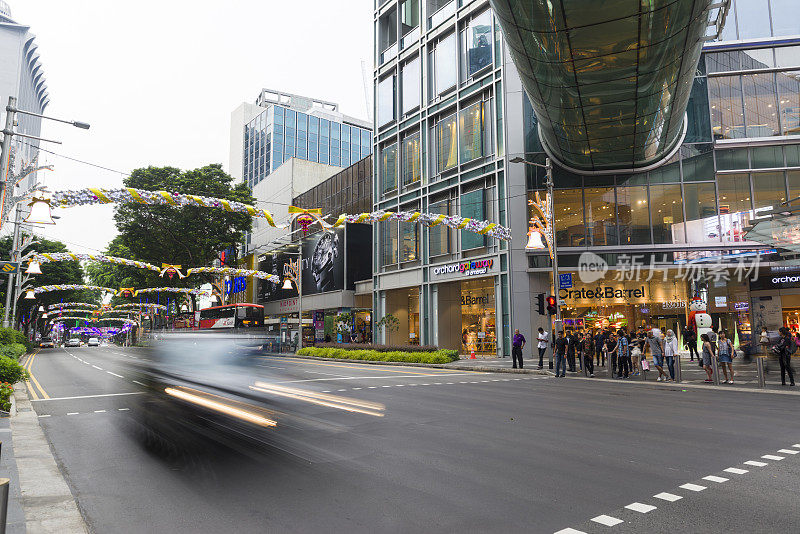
[0,412,27,534]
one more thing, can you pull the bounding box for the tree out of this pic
[87,164,254,308]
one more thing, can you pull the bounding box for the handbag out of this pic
[641,359,650,371]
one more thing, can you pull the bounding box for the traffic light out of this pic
[536,293,546,315]
[546,295,557,315]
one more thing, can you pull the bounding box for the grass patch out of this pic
[297,347,459,364]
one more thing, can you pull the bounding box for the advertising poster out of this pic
[302,227,345,295]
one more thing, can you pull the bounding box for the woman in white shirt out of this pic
[664,329,680,381]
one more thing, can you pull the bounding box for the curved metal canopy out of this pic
[491,0,729,173]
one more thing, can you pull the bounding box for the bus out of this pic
[198,303,264,330]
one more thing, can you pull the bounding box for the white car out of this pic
[87,337,99,347]
[66,338,81,347]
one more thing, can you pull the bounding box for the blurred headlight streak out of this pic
[250,382,385,417]
[164,387,277,427]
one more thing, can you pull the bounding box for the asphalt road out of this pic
[21,344,800,533]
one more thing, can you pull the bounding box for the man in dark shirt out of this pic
[566,330,577,372]
[554,330,567,377]
[512,329,526,369]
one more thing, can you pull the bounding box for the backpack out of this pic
[791,337,799,355]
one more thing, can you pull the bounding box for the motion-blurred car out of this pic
[87,337,99,347]
[38,337,54,348]
[65,338,81,347]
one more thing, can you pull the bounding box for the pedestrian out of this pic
[536,327,548,370]
[683,326,699,362]
[582,331,594,377]
[646,329,669,382]
[630,332,644,376]
[554,330,567,377]
[615,331,630,379]
[709,326,718,352]
[566,329,577,372]
[575,331,583,372]
[664,329,679,382]
[717,330,734,384]
[774,327,796,386]
[594,329,605,367]
[701,333,715,383]
[512,328,526,369]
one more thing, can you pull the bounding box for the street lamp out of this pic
[509,156,562,329]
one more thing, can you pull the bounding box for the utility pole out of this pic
[1,98,17,328]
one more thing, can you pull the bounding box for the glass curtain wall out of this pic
[401,132,421,187]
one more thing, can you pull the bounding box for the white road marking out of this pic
[94,410,106,413]
[337,389,347,392]
[82,361,90,365]
[591,515,623,526]
[132,381,146,386]
[381,385,391,388]
[625,502,656,513]
[744,460,768,467]
[554,529,586,534]
[368,386,377,389]
[91,365,103,370]
[679,483,706,492]
[702,475,728,483]
[351,387,362,390]
[66,412,78,416]
[445,382,454,385]
[106,371,124,378]
[275,373,476,384]
[37,414,51,418]
[118,408,129,411]
[761,454,784,461]
[653,492,682,502]
[30,392,143,402]
[395,384,404,387]
[724,467,748,474]
[778,449,799,455]
[322,390,331,393]
[792,444,800,448]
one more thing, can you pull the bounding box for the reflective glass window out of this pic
[752,171,786,208]
[583,187,616,246]
[553,189,584,247]
[378,76,396,127]
[777,70,800,136]
[750,145,784,168]
[400,0,419,35]
[735,0,772,39]
[433,33,457,95]
[682,183,719,244]
[400,218,419,262]
[381,143,398,194]
[740,48,775,70]
[650,184,685,244]
[379,7,397,52]
[649,157,681,183]
[717,173,752,214]
[459,101,485,163]
[716,148,749,170]
[786,144,800,166]
[462,10,492,80]
[682,149,715,181]
[435,113,458,173]
[274,106,284,125]
[775,47,800,69]
[429,197,451,256]
[742,72,779,137]
[401,57,421,115]
[770,0,800,37]
[709,76,744,139]
[381,220,398,266]
[616,186,651,244]
[461,189,486,250]
[401,132,421,186]
[686,77,712,143]
[787,170,800,199]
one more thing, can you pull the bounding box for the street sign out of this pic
[559,273,572,289]
[0,261,19,274]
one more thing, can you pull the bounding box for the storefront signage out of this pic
[559,273,573,289]
[714,296,727,307]
[559,286,645,300]
[461,294,489,306]
[661,300,686,310]
[734,301,749,311]
[278,297,299,313]
[433,258,494,277]
[225,276,247,295]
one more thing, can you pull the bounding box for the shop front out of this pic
[750,269,800,335]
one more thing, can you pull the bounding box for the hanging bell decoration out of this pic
[24,289,36,299]
[25,260,42,274]
[525,229,546,250]
[24,198,56,225]
[282,278,294,290]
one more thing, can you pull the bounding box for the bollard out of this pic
[676,353,682,383]
[0,478,8,534]
[711,352,720,386]
[757,356,766,388]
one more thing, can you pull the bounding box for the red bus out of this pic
[198,303,264,330]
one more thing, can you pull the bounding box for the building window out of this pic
[616,185,650,245]
[378,75,396,128]
[435,113,458,173]
[682,183,719,244]
[583,187,616,246]
[400,219,419,262]
[431,33,457,97]
[771,0,800,37]
[741,73,779,137]
[459,101,485,163]
[553,188,584,247]
[401,56,421,115]
[462,10,492,81]
[381,143,398,194]
[777,70,800,136]
[752,171,786,209]
[401,132,421,186]
[379,6,398,53]
[460,188,486,250]
[429,196,452,256]
[400,0,419,36]
[381,219,398,267]
[734,0,772,40]
[649,184,685,244]
[709,76,744,139]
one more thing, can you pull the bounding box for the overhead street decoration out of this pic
[132,287,205,297]
[31,253,160,273]
[186,266,281,284]
[112,303,168,312]
[48,303,101,310]
[33,284,115,295]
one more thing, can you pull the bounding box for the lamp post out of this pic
[509,156,561,328]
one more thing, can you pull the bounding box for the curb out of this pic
[10,382,89,533]
[267,353,554,375]
[562,373,800,396]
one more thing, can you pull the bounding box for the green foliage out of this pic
[0,382,13,412]
[297,347,459,364]
[0,356,28,385]
[0,344,26,360]
[0,327,27,346]
[375,314,400,334]
[88,164,253,293]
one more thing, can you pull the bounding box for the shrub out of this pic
[0,382,13,412]
[0,328,27,347]
[313,343,440,353]
[0,356,28,385]
[0,344,26,360]
[297,347,459,364]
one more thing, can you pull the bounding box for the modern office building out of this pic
[0,1,49,191]
[372,0,800,356]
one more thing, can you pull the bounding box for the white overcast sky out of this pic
[9,0,372,254]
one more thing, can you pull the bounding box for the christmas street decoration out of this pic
[185,266,281,284]
[133,287,205,297]
[30,253,161,272]
[48,302,101,310]
[33,284,115,296]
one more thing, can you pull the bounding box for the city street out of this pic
[20,345,800,533]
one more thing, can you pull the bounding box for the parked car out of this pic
[66,338,81,347]
[87,337,100,347]
[39,337,54,348]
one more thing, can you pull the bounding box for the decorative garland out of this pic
[46,188,511,241]
[113,303,168,312]
[47,302,101,310]
[34,284,115,295]
[185,266,280,283]
[133,287,205,297]
[31,253,160,272]
[50,316,138,325]
[49,309,97,315]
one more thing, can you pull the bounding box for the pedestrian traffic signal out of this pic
[546,295,557,315]
[536,293,545,315]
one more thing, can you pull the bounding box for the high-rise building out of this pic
[372,0,800,356]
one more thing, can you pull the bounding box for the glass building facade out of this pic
[243,104,373,188]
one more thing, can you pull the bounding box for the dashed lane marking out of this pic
[679,483,706,492]
[94,410,106,413]
[792,444,800,448]
[724,467,748,474]
[591,515,624,526]
[275,372,483,384]
[66,412,78,416]
[118,408,129,411]
[778,449,799,455]
[654,492,682,502]
[91,365,103,370]
[132,381,146,387]
[37,414,50,418]
[30,392,143,402]
[106,371,124,378]
[744,460,768,467]
[762,454,784,461]
[625,502,656,513]
[554,529,586,534]
[702,475,728,483]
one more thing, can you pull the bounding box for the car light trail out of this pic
[250,382,385,417]
[164,387,277,427]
